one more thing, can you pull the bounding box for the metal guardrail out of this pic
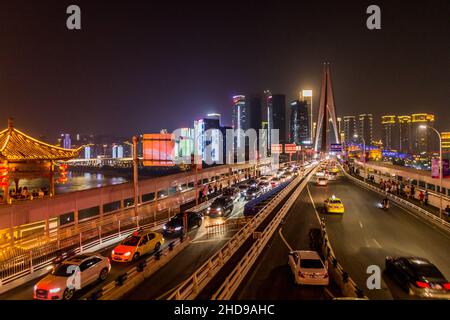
[319,219,367,299]
[341,164,450,232]
[204,218,250,237]
[92,237,188,300]
[0,213,171,292]
[211,167,316,299]
[167,164,316,300]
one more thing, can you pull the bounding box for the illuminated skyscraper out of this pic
[411,113,435,154]
[301,89,313,143]
[381,115,397,150]
[343,116,356,144]
[289,100,310,146]
[232,95,247,149]
[61,133,71,149]
[357,114,373,145]
[271,94,287,145]
[398,115,411,154]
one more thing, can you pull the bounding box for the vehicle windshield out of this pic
[52,264,78,277]
[411,263,445,279]
[121,235,141,246]
[239,185,248,190]
[247,187,259,193]
[212,198,227,207]
[330,199,342,204]
[300,259,324,269]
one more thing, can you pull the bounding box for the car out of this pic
[316,171,326,177]
[288,250,329,285]
[259,176,272,182]
[163,212,203,237]
[323,195,345,214]
[222,187,240,202]
[245,186,263,200]
[385,256,450,299]
[328,172,338,180]
[257,181,271,192]
[207,196,234,218]
[270,177,281,188]
[34,253,111,300]
[247,179,259,187]
[316,177,328,186]
[112,230,164,262]
[238,184,250,197]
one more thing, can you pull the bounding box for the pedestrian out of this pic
[410,185,415,199]
[424,190,429,206]
[419,191,424,204]
[445,205,450,218]
[214,183,218,194]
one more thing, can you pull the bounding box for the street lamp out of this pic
[419,125,443,219]
[354,134,366,182]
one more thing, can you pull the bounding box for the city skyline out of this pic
[0,0,449,138]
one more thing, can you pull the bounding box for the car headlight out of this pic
[34,285,37,292]
[217,208,221,211]
[207,207,210,211]
[112,249,115,255]
[163,225,166,230]
[124,252,131,257]
[175,226,182,231]
[252,193,256,196]
[49,288,61,294]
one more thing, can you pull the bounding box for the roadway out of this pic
[0,182,255,300]
[234,171,450,300]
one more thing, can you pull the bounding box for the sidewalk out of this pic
[348,171,449,221]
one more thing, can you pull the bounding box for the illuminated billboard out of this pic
[142,133,175,166]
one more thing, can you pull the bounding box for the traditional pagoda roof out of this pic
[0,119,82,161]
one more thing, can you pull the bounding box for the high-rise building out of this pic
[442,131,450,161]
[61,133,71,149]
[300,90,313,143]
[194,116,222,163]
[264,91,273,148]
[84,146,91,159]
[289,100,310,146]
[247,95,262,132]
[270,94,287,145]
[343,116,356,144]
[381,115,397,150]
[398,115,411,154]
[411,113,435,154]
[232,95,247,149]
[357,114,373,145]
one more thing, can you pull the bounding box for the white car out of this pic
[327,172,338,180]
[34,253,111,300]
[288,250,329,285]
[316,177,328,186]
[316,171,326,178]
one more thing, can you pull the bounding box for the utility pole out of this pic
[132,136,139,225]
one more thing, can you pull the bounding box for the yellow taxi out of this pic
[330,167,339,173]
[111,229,164,262]
[323,195,345,214]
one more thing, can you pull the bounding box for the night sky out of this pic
[0,0,449,139]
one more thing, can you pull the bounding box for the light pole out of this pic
[354,134,366,182]
[420,125,443,219]
[132,136,139,223]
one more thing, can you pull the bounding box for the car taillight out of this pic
[444,283,450,290]
[415,281,430,288]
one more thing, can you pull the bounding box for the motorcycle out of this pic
[380,199,389,210]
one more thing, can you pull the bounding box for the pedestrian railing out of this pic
[205,218,250,237]
[0,208,173,293]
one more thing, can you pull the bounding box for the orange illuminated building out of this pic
[0,119,82,203]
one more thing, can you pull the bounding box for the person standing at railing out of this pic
[424,190,429,206]
[419,191,425,204]
[445,205,450,218]
[410,185,415,200]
